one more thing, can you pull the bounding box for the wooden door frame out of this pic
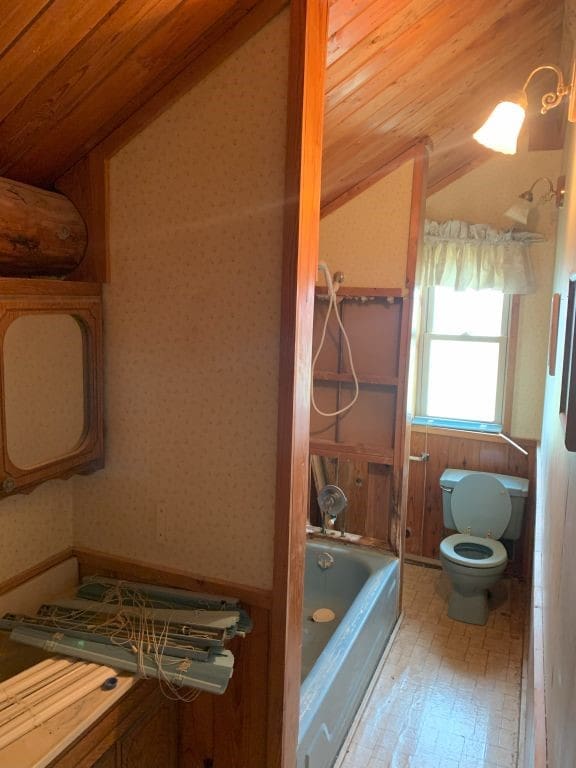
[269,1,329,766]
[395,145,429,581]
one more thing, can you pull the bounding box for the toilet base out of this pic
[447,589,488,626]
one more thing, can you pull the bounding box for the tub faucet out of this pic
[317,484,348,534]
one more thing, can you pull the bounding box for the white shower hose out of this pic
[311,262,359,417]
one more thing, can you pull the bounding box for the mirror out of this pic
[0,282,103,496]
[4,314,85,468]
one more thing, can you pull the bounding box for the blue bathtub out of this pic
[297,539,399,768]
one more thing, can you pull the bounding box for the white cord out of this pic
[311,262,360,417]
[39,581,203,702]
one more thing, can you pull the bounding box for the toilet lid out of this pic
[451,473,511,539]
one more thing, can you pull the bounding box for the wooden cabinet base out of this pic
[48,681,177,768]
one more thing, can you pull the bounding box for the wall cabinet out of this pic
[0,279,103,498]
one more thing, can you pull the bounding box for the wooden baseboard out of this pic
[0,548,75,597]
[404,554,441,569]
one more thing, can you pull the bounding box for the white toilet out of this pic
[439,468,529,625]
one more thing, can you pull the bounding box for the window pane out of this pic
[429,287,505,336]
[425,340,501,422]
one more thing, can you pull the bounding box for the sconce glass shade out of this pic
[504,197,532,225]
[473,100,526,154]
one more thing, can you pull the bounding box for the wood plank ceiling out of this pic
[0,0,283,188]
[0,0,567,204]
[322,0,566,207]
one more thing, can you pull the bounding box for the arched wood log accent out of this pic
[0,177,86,277]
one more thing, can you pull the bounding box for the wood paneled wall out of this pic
[310,457,393,545]
[180,604,270,767]
[406,429,537,579]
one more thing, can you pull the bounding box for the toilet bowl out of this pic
[440,534,508,625]
[439,470,528,626]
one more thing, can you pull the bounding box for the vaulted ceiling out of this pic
[0,0,568,205]
[0,0,284,188]
[322,0,566,208]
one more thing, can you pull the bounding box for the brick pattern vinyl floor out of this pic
[337,563,525,768]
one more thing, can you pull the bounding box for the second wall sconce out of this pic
[473,63,576,154]
[504,176,566,224]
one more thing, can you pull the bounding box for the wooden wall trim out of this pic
[269,1,329,766]
[405,145,429,290]
[72,547,272,610]
[524,447,547,768]
[394,145,428,574]
[0,278,101,297]
[411,424,538,449]
[320,139,431,219]
[0,548,74,597]
[56,151,110,283]
[503,295,521,434]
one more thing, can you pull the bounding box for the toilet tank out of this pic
[440,468,529,540]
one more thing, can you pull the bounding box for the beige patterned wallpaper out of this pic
[72,11,290,589]
[0,481,73,583]
[320,161,414,288]
[427,149,562,439]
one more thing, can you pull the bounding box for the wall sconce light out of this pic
[474,63,576,154]
[504,176,566,224]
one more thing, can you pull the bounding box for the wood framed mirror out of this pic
[0,279,103,496]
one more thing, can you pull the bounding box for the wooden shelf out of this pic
[313,371,398,387]
[314,286,406,298]
[310,439,394,465]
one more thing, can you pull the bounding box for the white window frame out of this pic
[415,286,512,429]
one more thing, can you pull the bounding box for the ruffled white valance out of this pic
[422,219,543,294]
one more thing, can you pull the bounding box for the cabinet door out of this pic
[120,699,178,768]
[91,745,117,768]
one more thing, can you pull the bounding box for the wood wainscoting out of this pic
[406,428,537,579]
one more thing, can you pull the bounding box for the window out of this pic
[415,286,511,431]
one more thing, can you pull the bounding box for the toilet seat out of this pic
[440,533,507,569]
[451,473,512,538]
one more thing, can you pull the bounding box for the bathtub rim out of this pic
[299,540,399,741]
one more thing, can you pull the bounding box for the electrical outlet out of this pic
[156,503,168,543]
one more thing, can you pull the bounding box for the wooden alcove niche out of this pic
[0,280,103,498]
[309,288,407,549]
